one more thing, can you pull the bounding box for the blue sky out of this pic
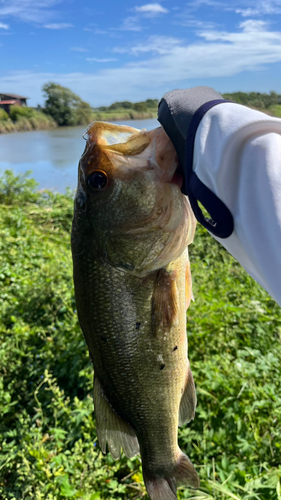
[0,0,281,107]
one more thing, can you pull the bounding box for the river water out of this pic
[0,118,159,192]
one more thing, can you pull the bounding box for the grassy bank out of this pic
[91,99,158,122]
[222,91,281,116]
[0,107,57,134]
[0,170,281,499]
[91,109,157,122]
[0,106,156,134]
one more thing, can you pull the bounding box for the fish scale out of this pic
[74,253,187,463]
[72,121,199,500]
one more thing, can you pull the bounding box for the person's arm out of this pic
[158,87,281,305]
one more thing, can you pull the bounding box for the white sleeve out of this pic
[193,102,281,305]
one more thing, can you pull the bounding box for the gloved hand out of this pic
[158,86,234,238]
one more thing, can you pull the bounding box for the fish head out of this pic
[73,121,196,276]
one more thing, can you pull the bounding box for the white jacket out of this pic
[194,103,281,305]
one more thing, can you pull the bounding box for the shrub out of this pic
[0,119,16,133]
[0,108,16,133]
[9,105,35,121]
[14,116,34,131]
[0,108,10,121]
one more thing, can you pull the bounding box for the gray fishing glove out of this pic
[158,86,234,238]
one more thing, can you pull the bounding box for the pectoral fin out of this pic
[178,364,197,426]
[93,377,140,459]
[152,269,178,335]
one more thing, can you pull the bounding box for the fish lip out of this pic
[169,165,183,189]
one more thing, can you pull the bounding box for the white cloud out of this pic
[2,22,281,107]
[86,58,118,62]
[119,16,142,31]
[235,8,261,16]
[184,0,281,16]
[114,36,181,56]
[182,0,226,11]
[235,1,281,16]
[94,29,108,35]
[239,19,268,31]
[134,3,168,15]
[71,47,88,52]
[44,23,73,29]
[175,18,217,29]
[0,22,9,29]
[116,3,168,32]
[0,0,61,24]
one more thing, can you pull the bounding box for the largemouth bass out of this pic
[71,121,199,500]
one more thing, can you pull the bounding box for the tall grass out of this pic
[0,106,57,133]
[0,109,16,133]
[91,108,157,122]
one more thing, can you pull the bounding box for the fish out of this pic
[71,121,199,500]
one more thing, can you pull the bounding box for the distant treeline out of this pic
[95,98,159,112]
[223,90,281,114]
[1,85,281,134]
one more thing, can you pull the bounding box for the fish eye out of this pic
[88,170,108,191]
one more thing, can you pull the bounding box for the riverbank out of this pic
[91,109,157,122]
[0,108,157,134]
[0,107,57,134]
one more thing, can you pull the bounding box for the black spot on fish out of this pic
[160,364,165,370]
[173,346,178,352]
[100,336,108,343]
[136,322,141,330]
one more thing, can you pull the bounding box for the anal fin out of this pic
[174,450,200,488]
[178,364,197,426]
[94,377,140,459]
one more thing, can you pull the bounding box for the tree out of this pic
[75,100,93,125]
[42,83,93,126]
[133,102,147,112]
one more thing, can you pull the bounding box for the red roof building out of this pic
[0,100,17,105]
[0,93,29,114]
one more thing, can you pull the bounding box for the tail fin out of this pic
[145,476,177,500]
[144,450,199,500]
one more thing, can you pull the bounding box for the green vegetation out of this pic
[0,109,16,133]
[1,170,281,499]
[222,90,281,116]
[91,99,159,121]
[9,106,57,132]
[0,106,56,133]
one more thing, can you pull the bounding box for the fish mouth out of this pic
[82,122,184,192]
[170,164,183,189]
